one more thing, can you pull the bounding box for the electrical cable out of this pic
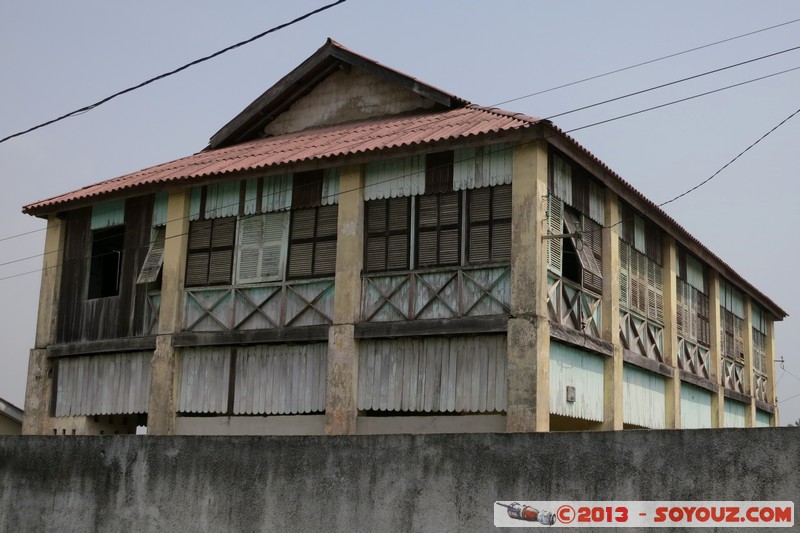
[492,16,800,107]
[0,0,348,145]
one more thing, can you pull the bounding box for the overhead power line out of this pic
[0,0,348,146]
[492,16,800,107]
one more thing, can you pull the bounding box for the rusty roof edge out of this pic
[542,122,788,319]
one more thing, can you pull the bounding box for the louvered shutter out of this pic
[137,226,166,284]
[492,186,512,262]
[288,243,313,277]
[186,220,213,287]
[314,205,338,275]
[387,198,409,270]
[468,188,490,263]
[647,259,664,323]
[417,195,439,267]
[366,200,387,272]
[619,240,630,308]
[438,192,459,265]
[676,280,686,337]
[235,212,288,284]
[547,195,563,275]
[236,216,263,283]
[259,212,287,280]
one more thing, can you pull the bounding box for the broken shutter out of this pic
[185,217,236,287]
[137,226,166,284]
[235,211,288,283]
[563,209,602,293]
[547,195,563,275]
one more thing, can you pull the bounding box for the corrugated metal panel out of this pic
[680,383,713,429]
[724,400,747,428]
[549,341,605,422]
[55,352,151,417]
[622,364,666,429]
[262,174,292,212]
[205,181,240,219]
[321,168,339,205]
[755,409,771,427]
[90,199,125,229]
[364,156,425,200]
[177,347,230,414]
[357,335,506,413]
[152,192,169,227]
[453,144,513,190]
[233,343,327,415]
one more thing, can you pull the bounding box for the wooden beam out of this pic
[47,336,157,358]
[754,399,775,414]
[548,322,614,357]
[622,349,674,378]
[723,387,752,405]
[678,369,719,394]
[355,316,508,339]
[172,326,330,347]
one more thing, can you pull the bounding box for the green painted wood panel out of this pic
[680,383,713,429]
[622,364,666,429]
[724,400,747,428]
[549,341,604,422]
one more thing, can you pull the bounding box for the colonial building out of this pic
[21,40,785,436]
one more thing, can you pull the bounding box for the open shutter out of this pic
[547,195,563,275]
[619,240,630,308]
[137,226,166,284]
[236,216,263,283]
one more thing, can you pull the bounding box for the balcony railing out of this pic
[722,357,745,394]
[546,275,601,339]
[677,336,710,380]
[184,279,334,332]
[361,265,510,322]
[620,309,664,363]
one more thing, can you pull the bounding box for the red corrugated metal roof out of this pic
[23,106,537,213]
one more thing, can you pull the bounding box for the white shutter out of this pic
[619,240,630,308]
[236,212,288,284]
[547,195,563,275]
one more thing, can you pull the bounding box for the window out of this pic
[185,217,236,287]
[365,197,410,272]
[137,226,166,285]
[719,280,745,362]
[546,195,604,294]
[676,248,710,346]
[88,225,125,299]
[235,212,288,283]
[287,205,338,278]
[417,191,460,267]
[467,184,511,264]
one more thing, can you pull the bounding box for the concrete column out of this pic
[23,216,65,435]
[325,165,364,435]
[506,140,549,432]
[661,235,680,429]
[742,296,755,426]
[601,190,623,430]
[708,272,724,427]
[767,317,778,426]
[147,190,190,435]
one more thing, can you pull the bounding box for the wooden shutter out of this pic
[647,258,664,323]
[185,217,235,287]
[547,195,563,275]
[137,226,166,284]
[314,205,338,275]
[288,205,338,278]
[619,240,630,308]
[235,212,288,284]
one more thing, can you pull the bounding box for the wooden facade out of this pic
[23,40,784,436]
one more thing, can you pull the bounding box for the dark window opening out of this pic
[185,217,236,287]
[292,170,324,209]
[562,236,583,286]
[365,197,410,272]
[88,225,125,299]
[425,151,454,194]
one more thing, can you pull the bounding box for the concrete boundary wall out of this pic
[1,429,798,532]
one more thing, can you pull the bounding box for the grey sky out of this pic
[1,1,798,424]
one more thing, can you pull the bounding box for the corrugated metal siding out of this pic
[453,144,512,190]
[90,199,125,229]
[364,156,425,200]
[680,383,713,429]
[549,341,605,422]
[177,347,230,414]
[55,352,151,417]
[622,364,666,429]
[357,336,507,413]
[234,343,327,415]
[755,409,771,427]
[724,400,747,428]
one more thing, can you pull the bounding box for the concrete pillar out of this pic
[767,317,778,426]
[325,165,364,435]
[661,236,680,429]
[708,272,724,427]
[506,140,549,432]
[742,296,755,426]
[600,190,623,430]
[147,190,190,435]
[22,216,65,435]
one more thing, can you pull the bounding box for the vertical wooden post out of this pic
[601,190,623,430]
[661,235,680,429]
[708,272,724,427]
[742,296,756,426]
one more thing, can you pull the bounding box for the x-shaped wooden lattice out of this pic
[461,268,510,316]
[285,282,334,326]
[362,275,411,322]
[413,271,459,319]
[185,289,233,331]
[233,286,282,330]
